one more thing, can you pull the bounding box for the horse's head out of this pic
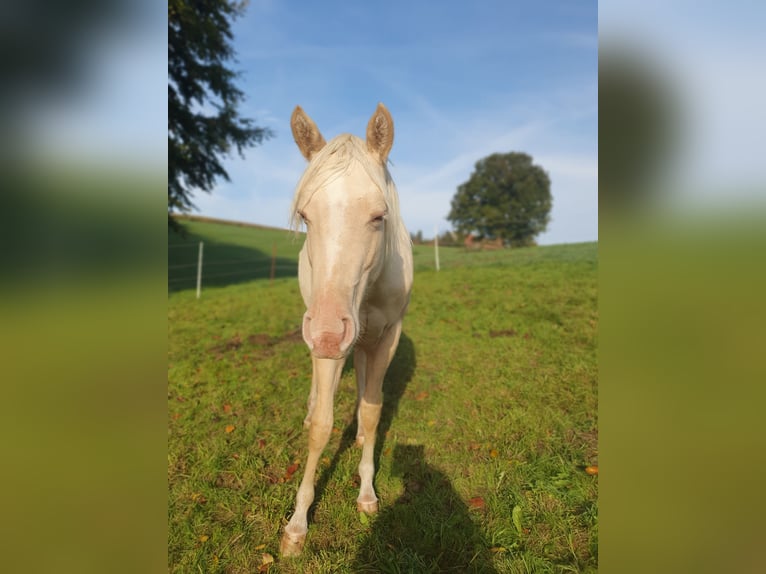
[290,104,398,359]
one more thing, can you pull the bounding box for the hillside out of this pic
[169,215,597,292]
[168,216,598,572]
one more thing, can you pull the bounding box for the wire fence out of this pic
[168,234,447,296]
[168,241,299,296]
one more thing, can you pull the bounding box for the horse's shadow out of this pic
[353,444,498,573]
[304,333,496,571]
[309,331,416,519]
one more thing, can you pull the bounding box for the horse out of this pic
[280,104,414,556]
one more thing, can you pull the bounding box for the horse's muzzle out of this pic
[302,313,355,359]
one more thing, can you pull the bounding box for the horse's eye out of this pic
[371,212,386,224]
[298,210,309,224]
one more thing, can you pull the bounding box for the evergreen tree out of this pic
[169,0,273,227]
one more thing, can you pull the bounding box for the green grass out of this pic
[168,220,598,573]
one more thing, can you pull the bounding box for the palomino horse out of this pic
[280,104,413,556]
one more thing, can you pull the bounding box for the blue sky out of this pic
[195,0,598,244]
[28,1,764,239]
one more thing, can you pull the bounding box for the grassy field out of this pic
[168,219,598,573]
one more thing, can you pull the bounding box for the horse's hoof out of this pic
[357,498,379,514]
[280,530,306,557]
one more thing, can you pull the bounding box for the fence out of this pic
[168,241,299,297]
[169,235,447,297]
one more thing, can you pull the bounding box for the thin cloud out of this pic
[195,1,597,244]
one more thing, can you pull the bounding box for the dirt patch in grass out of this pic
[564,426,598,462]
[214,471,243,490]
[489,328,518,338]
[209,329,304,359]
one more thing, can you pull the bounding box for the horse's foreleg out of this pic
[354,348,367,445]
[356,321,402,514]
[281,357,343,557]
[303,366,318,429]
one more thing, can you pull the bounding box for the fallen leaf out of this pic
[284,462,300,481]
[585,465,599,475]
[490,546,507,553]
[254,543,266,550]
[468,496,485,510]
[258,552,274,572]
[225,424,235,433]
[198,534,209,542]
[489,449,499,458]
[231,453,240,460]
[223,403,232,414]
[359,511,369,525]
[190,492,207,505]
[427,420,436,427]
[171,413,181,420]
[415,391,429,400]
[258,438,266,449]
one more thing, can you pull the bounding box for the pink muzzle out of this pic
[302,312,356,359]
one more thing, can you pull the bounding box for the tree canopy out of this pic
[447,152,552,247]
[168,0,272,227]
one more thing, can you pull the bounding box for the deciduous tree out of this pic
[447,152,551,247]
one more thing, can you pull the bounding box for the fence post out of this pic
[196,241,204,299]
[434,226,440,271]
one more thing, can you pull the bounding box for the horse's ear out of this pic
[366,103,394,164]
[291,106,326,161]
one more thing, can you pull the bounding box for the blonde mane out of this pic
[289,134,410,257]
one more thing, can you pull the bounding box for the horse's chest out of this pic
[356,302,389,349]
